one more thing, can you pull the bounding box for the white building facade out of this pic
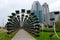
[42,3,50,26]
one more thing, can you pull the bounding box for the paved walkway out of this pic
[12,29,36,40]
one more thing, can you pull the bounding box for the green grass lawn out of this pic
[36,32,60,40]
[28,28,60,40]
[0,31,10,40]
[0,29,18,40]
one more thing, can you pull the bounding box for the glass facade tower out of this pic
[31,1,43,23]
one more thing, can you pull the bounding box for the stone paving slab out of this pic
[12,29,36,40]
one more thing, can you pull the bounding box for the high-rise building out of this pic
[50,11,60,22]
[49,12,55,26]
[54,11,60,22]
[31,1,43,23]
[58,14,60,22]
[49,11,60,27]
[42,3,50,25]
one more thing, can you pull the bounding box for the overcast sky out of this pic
[0,0,60,27]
